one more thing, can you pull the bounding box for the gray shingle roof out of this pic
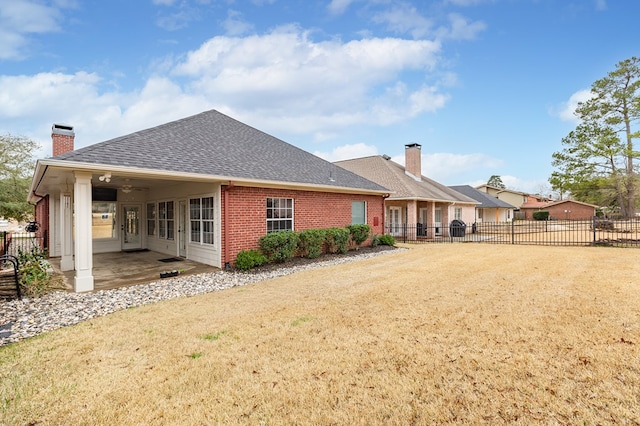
[335,155,478,203]
[54,109,387,192]
[449,185,517,208]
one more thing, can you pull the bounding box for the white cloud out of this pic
[440,13,486,40]
[0,24,457,156]
[222,10,254,36]
[595,0,607,11]
[553,89,593,122]
[0,0,66,59]
[314,143,379,161]
[445,0,491,6]
[327,0,357,16]
[372,4,434,39]
[171,27,446,137]
[0,72,209,155]
[372,5,485,41]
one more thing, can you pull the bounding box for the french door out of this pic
[389,207,402,236]
[122,204,142,250]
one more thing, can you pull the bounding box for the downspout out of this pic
[382,193,390,234]
[222,181,235,270]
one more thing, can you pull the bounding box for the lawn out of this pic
[1,244,639,425]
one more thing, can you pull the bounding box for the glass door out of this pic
[434,207,442,236]
[122,204,142,251]
[389,207,402,237]
[418,208,428,237]
[178,200,187,257]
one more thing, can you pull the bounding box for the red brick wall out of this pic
[521,203,595,220]
[52,134,74,156]
[547,203,595,220]
[221,185,385,265]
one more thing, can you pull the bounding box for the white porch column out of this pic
[59,193,74,271]
[73,172,94,292]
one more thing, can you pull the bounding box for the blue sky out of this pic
[1,0,637,194]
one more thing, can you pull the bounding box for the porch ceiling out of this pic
[36,166,209,196]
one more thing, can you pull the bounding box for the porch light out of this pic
[98,173,111,183]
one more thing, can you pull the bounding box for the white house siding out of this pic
[144,182,221,268]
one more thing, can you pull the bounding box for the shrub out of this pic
[235,249,267,270]
[372,234,396,247]
[347,224,371,249]
[259,231,300,263]
[16,246,64,297]
[298,229,327,259]
[325,227,350,254]
[532,211,550,221]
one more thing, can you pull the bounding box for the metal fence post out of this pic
[511,220,515,244]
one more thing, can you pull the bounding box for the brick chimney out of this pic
[405,143,422,181]
[51,123,75,156]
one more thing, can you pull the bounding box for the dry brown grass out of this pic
[1,244,640,425]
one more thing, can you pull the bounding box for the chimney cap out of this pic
[405,143,421,149]
[52,123,75,136]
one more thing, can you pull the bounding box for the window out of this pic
[266,198,293,233]
[158,201,174,240]
[352,201,366,224]
[454,207,462,220]
[92,202,116,239]
[478,209,483,220]
[147,203,156,236]
[190,196,215,244]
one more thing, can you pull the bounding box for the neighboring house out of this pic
[519,199,598,220]
[475,184,531,208]
[449,185,516,223]
[28,110,389,292]
[335,144,478,239]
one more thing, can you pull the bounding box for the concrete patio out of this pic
[49,250,220,292]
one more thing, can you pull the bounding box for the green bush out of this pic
[347,224,371,249]
[372,234,396,246]
[532,211,550,221]
[259,230,300,263]
[235,249,268,270]
[17,246,64,297]
[298,229,327,259]
[325,227,350,254]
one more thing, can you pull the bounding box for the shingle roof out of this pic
[335,155,478,203]
[54,109,387,192]
[449,185,517,209]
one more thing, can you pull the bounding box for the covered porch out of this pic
[49,250,219,292]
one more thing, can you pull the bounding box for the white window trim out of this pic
[189,195,215,245]
[266,197,294,233]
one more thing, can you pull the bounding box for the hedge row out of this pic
[234,225,395,270]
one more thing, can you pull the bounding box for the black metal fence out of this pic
[1,231,47,257]
[387,217,640,248]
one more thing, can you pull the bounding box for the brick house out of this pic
[519,199,598,220]
[28,110,389,292]
[336,144,478,239]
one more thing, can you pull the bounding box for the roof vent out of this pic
[382,154,391,160]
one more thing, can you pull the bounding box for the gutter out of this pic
[35,159,389,196]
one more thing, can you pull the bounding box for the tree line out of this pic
[550,56,640,218]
